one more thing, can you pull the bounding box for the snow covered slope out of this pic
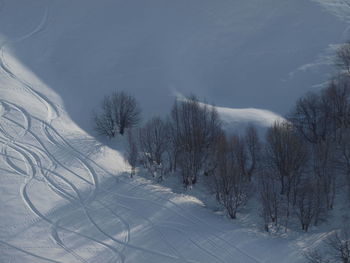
[216,106,285,134]
[1,0,350,131]
[1,0,350,262]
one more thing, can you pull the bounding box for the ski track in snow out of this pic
[0,6,59,122]
[0,4,267,263]
[0,103,125,261]
[0,240,63,263]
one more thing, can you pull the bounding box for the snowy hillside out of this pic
[1,0,350,262]
[1,0,350,131]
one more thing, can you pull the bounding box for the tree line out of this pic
[94,41,350,262]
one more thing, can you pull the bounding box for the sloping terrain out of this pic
[2,0,350,130]
[1,0,350,262]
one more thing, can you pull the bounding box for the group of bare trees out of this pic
[260,121,309,231]
[94,77,349,229]
[301,42,350,262]
[169,96,222,187]
[165,97,261,219]
[135,96,223,186]
[94,41,350,231]
[259,42,350,233]
[94,92,261,218]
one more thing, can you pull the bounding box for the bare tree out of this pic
[139,117,169,181]
[259,169,281,232]
[322,75,350,203]
[336,41,350,75]
[125,129,138,178]
[338,128,350,201]
[265,121,308,229]
[170,95,222,188]
[214,134,248,219]
[94,91,141,137]
[311,140,336,211]
[244,125,261,181]
[289,92,331,144]
[266,121,308,197]
[296,180,319,232]
[94,96,116,138]
[323,75,350,142]
[231,134,247,179]
[164,117,179,173]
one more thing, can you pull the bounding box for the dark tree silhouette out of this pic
[170,95,222,188]
[336,41,350,74]
[95,91,141,137]
[139,117,169,180]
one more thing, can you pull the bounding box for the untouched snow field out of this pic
[1,0,350,262]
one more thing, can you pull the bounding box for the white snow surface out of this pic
[1,0,350,262]
[216,106,286,134]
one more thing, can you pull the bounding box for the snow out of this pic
[1,0,350,262]
[216,106,286,134]
[176,92,286,134]
[3,0,349,132]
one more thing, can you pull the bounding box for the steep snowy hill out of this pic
[1,0,350,262]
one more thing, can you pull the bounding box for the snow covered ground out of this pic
[1,0,350,262]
